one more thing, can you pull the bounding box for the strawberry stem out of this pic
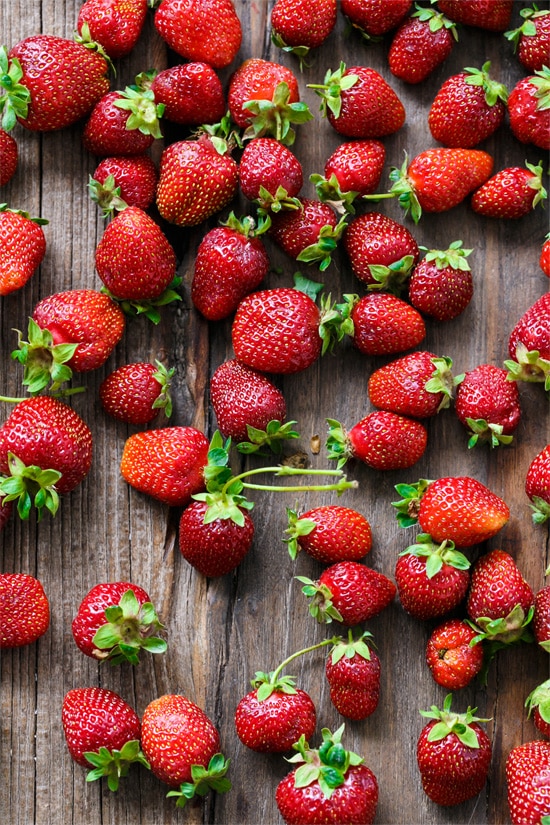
[270,636,341,684]
[224,465,358,496]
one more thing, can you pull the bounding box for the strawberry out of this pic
[140,693,231,805]
[62,687,148,790]
[72,581,166,664]
[120,426,209,507]
[343,211,420,292]
[506,739,550,825]
[0,128,17,184]
[0,205,47,296]
[191,213,270,321]
[395,533,471,621]
[471,161,548,219]
[149,62,225,126]
[76,0,148,59]
[153,0,242,69]
[89,154,158,216]
[341,0,412,39]
[99,361,173,424]
[368,352,460,419]
[308,62,406,139]
[310,139,385,214]
[425,618,484,690]
[326,411,428,471]
[454,363,522,448]
[428,61,508,147]
[437,0,513,31]
[239,137,303,211]
[82,84,163,158]
[525,678,550,738]
[508,67,550,151]
[325,631,381,720]
[340,292,426,356]
[0,573,49,648]
[298,559,396,625]
[534,584,550,651]
[179,499,255,577]
[275,725,379,825]
[505,292,550,388]
[0,396,93,519]
[268,198,345,271]
[388,4,458,84]
[284,504,372,563]
[541,232,550,277]
[416,694,492,806]
[0,37,109,133]
[505,5,550,73]
[393,475,510,546]
[525,444,550,525]
[408,241,474,321]
[0,498,12,530]
[271,0,337,64]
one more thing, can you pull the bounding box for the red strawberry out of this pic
[426,618,484,690]
[298,559,396,626]
[455,363,522,448]
[437,0,513,31]
[395,533,470,621]
[505,6,550,72]
[388,5,458,84]
[505,292,550,388]
[89,154,158,216]
[0,573,49,648]
[0,205,47,296]
[62,687,147,790]
[271,0,337,62]
[191,213,270,321]
[344,211,420,291]
[417,694,492,806]
[100,361,173,425]
[326,411,428,471]
[76,0,148,59]
[0,396,93,519]
[428,62,508,148]
[526,444,550,525]
[525,678,550,738]
[408,240,474,321]
[309,62,405,139]
[268,198,345,271]
[540,232,550,277]
[341,0,412,39]
[120,426,209,507]
[506,740,550,825]
[0,129,17,184]
[153,0,242,69]
[275,725,379,825]
[508,68,550,151]
[239,137,303,210]
[150,62,225,126]
[341,292,426,356]
[72,581,166,664]
[140,693,231,805]
[393,476,510,546]
[284,504,372,563]
[325,631,381,720]
[368,351,459,419]
[471,161,547,219]
[179,499,255,577]
[534,584,550,651]
[0,36,109,132]
[82,85,163,158]
[311,139,385,213]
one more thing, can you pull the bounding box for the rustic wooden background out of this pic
[1,1,549,823]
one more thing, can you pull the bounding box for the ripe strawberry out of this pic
[0,129,17,184]
[508,68,550,151]
[368,351,459,419]
[525,678,550,738]
[0,396,93,519]
[271,0,337,63]
[426,618,484,690]
[62,687,147,790]
[82,85,163,158]
[72,581,166,664]
[0,573,49,648]
[179,499,255,577]
[540,232,550,277]
[505,6,550,72]
[506,739,550,825]
[100,361,173,425]
[239,137,303,210]
[275,725,378,825]
[325,631,381,720]
[341,0,412,39]
[408,241,474,321]
[268,198,345,271]
[140,693,230,805]
[388,5,458,84]
[326,411,428,471]
[89,154,158,216]
[153,0,242,69]
[309,62,405,139]
[284,504,372,563]
[437,0,513,31]
[341,292,426,356]
[343,211,419,291]
[525,444,550,525]
[310,139,385,213]
[120,426,209,507]
[428,62,508,148]
[76,0,148,59]
[393,475,510,546]
[471,161,547,219]
[534,584,550,651]
[150,62,225,126]
[0,36,109,132]
[298,560,396,625]
[455,363,522,448]
[417,694,492,806]
[191,213,270,321]
[505,292,550,388]
[0,205,47,296]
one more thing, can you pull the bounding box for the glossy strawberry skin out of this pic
[367,351,450,419]
[466,549,534,624]
[0,129,17,185]
[406,149,494,213]
[395,554,470,621]
[326,66,405,138]
[179,500,254,577]
[388,14,455,84]
[154,0,242,69]
[506,739,550,825]
[344,211,419,288]
[91,155,158,212]
[325,646,381,720]
[428,69,506,148]
[508,293,550,362]
[0,573,50,648]
[408,258,473,321]
[526,445,550,520]
[294,505,372,564]
[83,91,156,158]
[350,293,426,356]
[534,584,550,648]
[151,62,225,126]
[0,209,46,296]
[347,411,428,471]
[322,139,385,197]
[100,362,170,425]
[228,58,301,130]
[235,688,316,753]
[268,198,338,261]
[340,0,412,37]
[62,687,141,767]
[471,166,547,219]
[455,364,521,434]
[513,10,550,72]
[271,0,337,49]
[540,236,550,276]
[77,0,148,59]
[508,74,550,151]
[426,619,484,690]
[437,0,513,31]
[319,561,396,625]
[239,138,303,203]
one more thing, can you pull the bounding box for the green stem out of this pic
[242,479,357,493]
[271,636,340,683]
[0,386,86,404]
[223,465,357,495]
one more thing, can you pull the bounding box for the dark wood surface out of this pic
[1,2,549,823]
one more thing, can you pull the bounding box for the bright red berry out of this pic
[0,573,50,648]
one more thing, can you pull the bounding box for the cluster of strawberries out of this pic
[0,0,549,823]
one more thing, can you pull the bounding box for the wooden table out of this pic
[1,2,549,823]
